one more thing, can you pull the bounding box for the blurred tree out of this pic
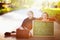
[11,0,34,9]
[0,0,2,2]
[0,0,34,15]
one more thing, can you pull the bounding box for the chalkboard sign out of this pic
[33,20,54,37]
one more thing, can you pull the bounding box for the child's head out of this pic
[42,12,49,19]
[27,11,34,18]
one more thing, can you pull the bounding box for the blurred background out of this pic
[0,0,60,15]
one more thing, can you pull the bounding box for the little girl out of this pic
[40,12,55,22]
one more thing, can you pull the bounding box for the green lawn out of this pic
[42,8,60,17]
[0,8,13,15]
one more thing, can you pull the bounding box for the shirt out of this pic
[21,17,35,31]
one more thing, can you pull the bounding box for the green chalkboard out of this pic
[33,20,54,37]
